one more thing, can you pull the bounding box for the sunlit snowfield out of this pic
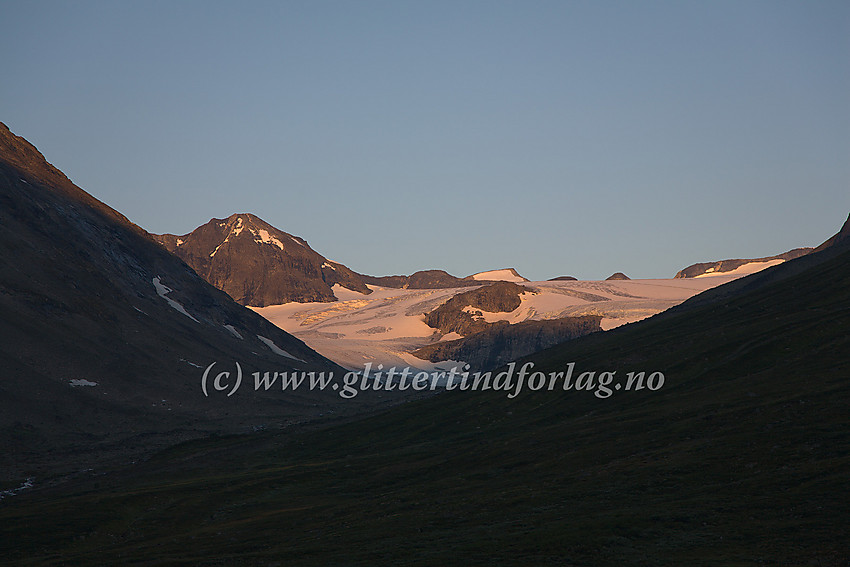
[253,261,782,370]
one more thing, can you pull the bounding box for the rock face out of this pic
[674,248,813,279]
[156,214,372,306]
[0,122,352,478]
[424,282,529,337]
[605,272,630,280]
[413,317,601,371]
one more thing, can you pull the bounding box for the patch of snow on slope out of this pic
[470,268,528,282]
[439,332,464,342]
[694,259,784,278]
[331,284,369,300]
[69,379,98,387]
[152,276,200,323]
[256,228,285,250]
[209,241,225,257]
[223,324,243,339]
[210,218,245,257]
[397,353,468,377]
[257,335,307,362]
[0,478,34,500]
[231,216,244,237]
[462,303,533,324]
[322,262,337,271]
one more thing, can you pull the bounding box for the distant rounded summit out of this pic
[548,276,578,281]
[605,272,630,280]
[467,268,529,283]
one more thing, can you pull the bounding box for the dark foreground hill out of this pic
[0,123,389,482]
[2,212,847,564]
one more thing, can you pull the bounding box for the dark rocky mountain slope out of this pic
[156,214,371,306]
[0,122,375,480]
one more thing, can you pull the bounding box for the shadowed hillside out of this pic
[2,212,847,564]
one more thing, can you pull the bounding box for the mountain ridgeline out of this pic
[155,217,531,306]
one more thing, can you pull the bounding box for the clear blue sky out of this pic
[2,0,848,279]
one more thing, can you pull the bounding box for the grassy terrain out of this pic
[1,249,848,565]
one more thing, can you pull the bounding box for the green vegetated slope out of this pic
[2,247,848,566]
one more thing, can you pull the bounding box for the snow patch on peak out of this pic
[470,268,529,283]
[256,229,285,250]
[210,217,247,257]
[257,335,306,362]
[152,276,200,323]
[231,216,244,237]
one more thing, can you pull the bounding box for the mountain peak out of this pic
[155,214,370,306]
[467,268,529,283]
